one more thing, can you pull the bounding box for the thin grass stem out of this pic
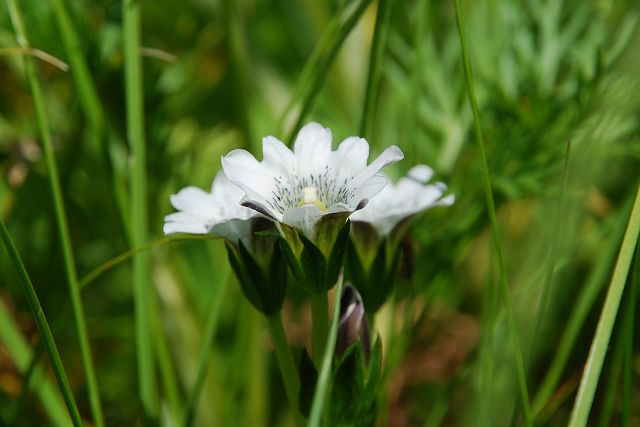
[622,246,638,427]
[532,206,629,414]
[266,313,302,424]
[283,0,373,144]
[247,310,267,427]
[122,0,157,419]
[49,0,104,134]
[359,0,394,139]
[308,278,344,427]
[150,295,181,425]
[183,276,230,427]
[568,182,640,427]
[453,1,532,425]
[6,2,105,425]
[79,235,215,290]
[0,220,84,427]
[0,302,71,427]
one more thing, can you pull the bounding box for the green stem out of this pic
[568,182,640,427]
[284,0,374,144]
[79,235,214,290]
[622,246,638,427]
[310,293,329,366]
[6,2,105,426]
[453,1,532,425]
[122,0,157,420]
[247,310,267,427]
[266,313,301,421]
[308,279,344,427]
[0,221,83,427]
[532,205,629,414]
[49,0,104,134]
[183,277,229,427]
[359,0,394,139]
[150,296,180,426]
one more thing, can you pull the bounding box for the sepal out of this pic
[281,221,350,294]
[345,236,402,315]
[224,238,287,315]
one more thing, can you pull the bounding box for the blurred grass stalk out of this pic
[568,182,640,427]
[49,0,130,234]
[281,0,373,144]
[0,292,72,426]
[453,0,532,425]
[6,1,105,426]
[532,201,631,415]
[308,278,344,427]
[0,220,83,427]
[359,0,394,139]
[122,0,158,421]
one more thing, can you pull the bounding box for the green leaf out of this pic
[328,342,366,425]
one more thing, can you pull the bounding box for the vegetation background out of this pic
[0,0,639,426]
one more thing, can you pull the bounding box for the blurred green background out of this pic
[1,0,639,426]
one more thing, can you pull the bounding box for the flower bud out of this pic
[336,284,371,361]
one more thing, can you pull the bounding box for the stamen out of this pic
[299,186,327,211]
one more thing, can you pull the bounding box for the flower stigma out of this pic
[299,186,327,211]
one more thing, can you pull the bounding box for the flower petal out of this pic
[332,137,370,179]
[350,145,404,189]
[170,187,217,215]
[222,149,281,219]
[282,204,323,239]
[163,212,210,234]
[350,174,388,204]
[263,135,295,176]
[293,122,332,177]
[407,164,434,183]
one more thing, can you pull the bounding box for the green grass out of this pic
[0,0,639,426]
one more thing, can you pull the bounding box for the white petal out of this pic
[294,122,332,176]
[263,136,295,175]
[350,145,404,188]
[170,187,216,215]
[221,149,281,218]
[282,204,323,239]
[350,174,388,206]
[163,215,210,234]
[407,165,434,183]
[332,137,369,179]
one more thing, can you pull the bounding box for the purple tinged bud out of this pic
[336,284,371,361]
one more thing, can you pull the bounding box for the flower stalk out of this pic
[310,292,329,366]
[266,313,302,423]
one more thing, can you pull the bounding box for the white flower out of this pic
[221,122,404,239]
[350,164,455,237]
[163,171,258,242]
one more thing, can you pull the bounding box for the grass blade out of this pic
[281,0,373,144]
[0,220,84,427]
[308,279,344,427]
[532,203,630,414]
[0,302,72,427]
[6,1,105,425]
[183,277,230,427]
[568,182,640,427]
[622,246,638,426]
[122,0,158,419]
[359,0,394,139]
[453,1,532,424]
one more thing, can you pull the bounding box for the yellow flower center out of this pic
[299,186,327,211]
